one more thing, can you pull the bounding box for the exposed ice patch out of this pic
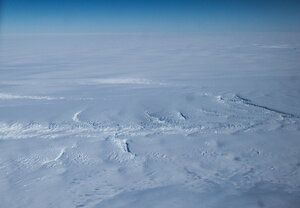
[78,78,159,85]
[254,44,295,49]
[0,92,64,100]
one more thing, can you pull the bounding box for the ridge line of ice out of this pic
[72,111,82,122]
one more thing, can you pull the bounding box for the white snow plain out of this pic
[0,33,300,208]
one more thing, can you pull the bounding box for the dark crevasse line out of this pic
[125,141,131,153]
[179,112,188,120]
[235,94,299,119]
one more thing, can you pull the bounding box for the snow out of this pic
[0,32,300,207]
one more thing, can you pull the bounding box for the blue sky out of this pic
[1,0,300,33]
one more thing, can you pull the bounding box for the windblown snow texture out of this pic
[0,33,300,208]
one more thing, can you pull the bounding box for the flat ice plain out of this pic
[0,33,299,207]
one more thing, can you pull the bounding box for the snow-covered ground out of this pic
[0,33,299,207]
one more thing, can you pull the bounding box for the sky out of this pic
[0,0,300,34]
